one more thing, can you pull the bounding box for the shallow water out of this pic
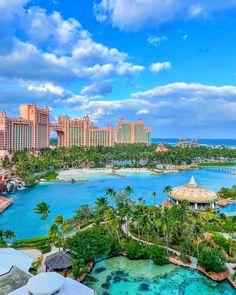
[84,257,236,295]
[0,168,236,239]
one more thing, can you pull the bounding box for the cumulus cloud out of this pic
[94,0,236,31]
[70,82,236,136]
[0,0,144,108]
[149,62,172,73]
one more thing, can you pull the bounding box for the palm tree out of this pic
[152,191,157,206]
[162,185,172,194]
[95,197,108,221]
[53,215,64,248]
[125,186,134,196]
[4,230,16,244]
[105,187,116,208]
[34,202,50,235]
[163,185,173,201]
[191,221,204,258]
[157,207,172,252]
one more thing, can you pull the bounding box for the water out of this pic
[0,168,236,239]
[84,257,236,294]
[153,138,236,148]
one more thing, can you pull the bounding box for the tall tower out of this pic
[20,104,50,149]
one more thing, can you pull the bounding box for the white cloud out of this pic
[149,62,172,73]
[94,0,236,31]
[69,82,236,136]
[27,82,65,95]
[136,109,149,115]
[147,35,168,47]
[0,1,144,96]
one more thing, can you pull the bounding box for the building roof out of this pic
[44,251,72,270]
[0,266,31,295]
[9,272,96,295]
[27,272,64,294]
[169,176,218,203]
[0,248,32,275]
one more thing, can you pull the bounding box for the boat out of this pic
[0,196,13,213]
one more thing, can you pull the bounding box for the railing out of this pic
[201,166,236,174]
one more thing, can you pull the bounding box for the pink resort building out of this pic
[51,116,151,148]
[0,104,50,154]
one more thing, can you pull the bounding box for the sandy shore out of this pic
[58,167,153,180]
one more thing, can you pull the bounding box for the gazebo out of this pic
[44,251,72,276]
[168,176,219,211]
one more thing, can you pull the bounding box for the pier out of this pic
[201,166,236,174]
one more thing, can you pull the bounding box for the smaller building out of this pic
[167,176,218,211]
[178,139,198,148]
[9,272,96,295]
[45,251,72,276]
[155,144,169,153]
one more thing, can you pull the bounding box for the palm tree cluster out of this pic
[7,144,236,177]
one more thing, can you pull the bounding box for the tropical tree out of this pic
[162,185,172,195]
[95,197,108,222]
[34,202,50,238]
[152,191,157,206]
[4,230,16,244]
[105,187,116,208]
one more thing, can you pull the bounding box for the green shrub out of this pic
[41,171,58,181]
[149,245,169,265]
[180,253,191,264]
[212,233,228,253]
[123,240,149,260]
[198,246,226,273]
[41,245,52,253]
[12,236,49,250]
[22,175,37,187]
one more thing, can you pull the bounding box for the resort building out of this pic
[155,144,169,153]
[178,139,198,148]
[9,272,96,295]
[51,115,115,148]
[0,247,95,295]
[116,118,151,145]
[20,104,50,149]
[167,176,218,211]
[0,104,50,153]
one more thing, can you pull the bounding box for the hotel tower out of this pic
[0,104,50,153]
[52,116,151,148]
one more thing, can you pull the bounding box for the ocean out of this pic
[152,138,236,148]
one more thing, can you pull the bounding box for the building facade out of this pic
[116,118,151,145]
[0,104,50,153]
[52,116,115,148]
[52,116,151,148]
[20,104,50,149]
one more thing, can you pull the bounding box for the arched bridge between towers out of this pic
[201,166,236,174]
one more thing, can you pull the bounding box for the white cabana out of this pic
[9,272,96,295]
[0,248,32,275]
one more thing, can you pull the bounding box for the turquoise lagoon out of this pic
[0,168,236,239]
[84,257,236,294]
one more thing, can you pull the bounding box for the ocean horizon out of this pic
[152,138,236,148]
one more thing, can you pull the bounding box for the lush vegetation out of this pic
[65,226,121,278]
[218,185,236,199]
[12,236,51,253]
[198,246,226,273]
[41,171,59,181]
[7,144,236,177]
[59,186,234,278]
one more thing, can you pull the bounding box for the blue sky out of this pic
[1,0,236,138]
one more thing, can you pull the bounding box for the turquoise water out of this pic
[84,257,236,294]
[0,168,236,239]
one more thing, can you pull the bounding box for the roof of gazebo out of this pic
[169,176,218,203]
[44,251,72,270]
